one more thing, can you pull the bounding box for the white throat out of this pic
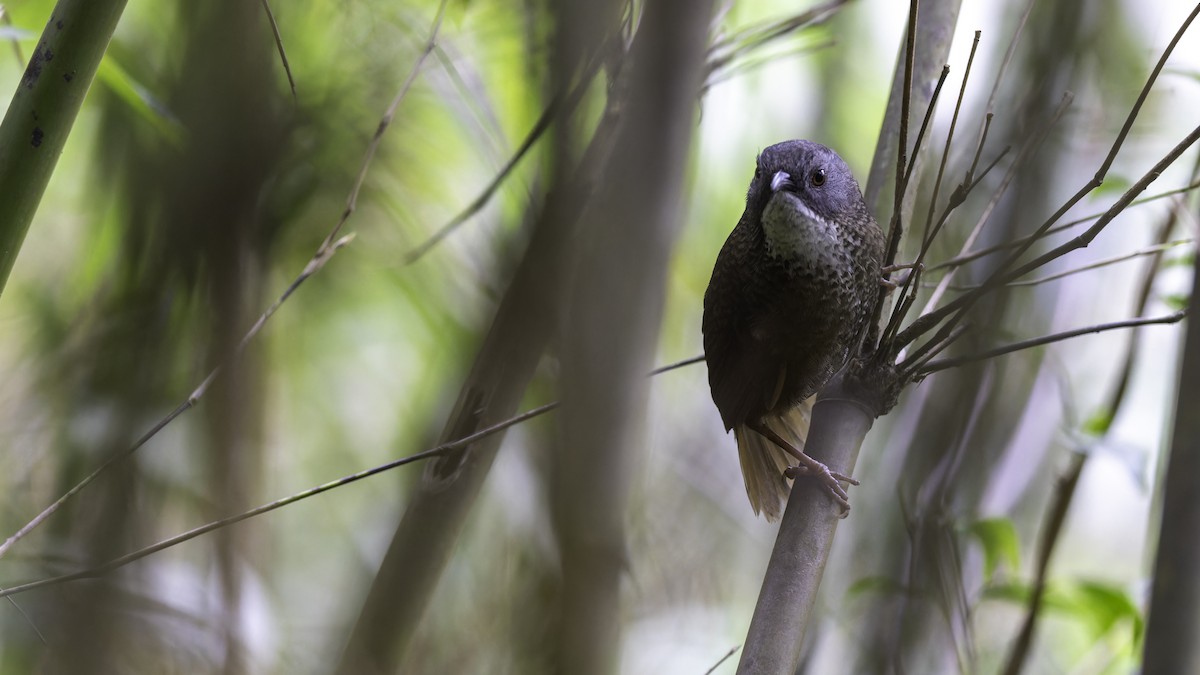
[761,192,840,267]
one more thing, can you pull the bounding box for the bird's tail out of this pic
[733,397,814,521]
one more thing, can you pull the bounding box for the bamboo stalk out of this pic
[0,0,129,297]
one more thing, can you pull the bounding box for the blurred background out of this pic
[0,0,1196,673]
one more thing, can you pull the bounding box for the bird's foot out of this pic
[880,261,923,292]
[784,461,859,516]
[748,419,860,515]
[882,261,924,274]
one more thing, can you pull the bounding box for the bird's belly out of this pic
[751,297,851,412]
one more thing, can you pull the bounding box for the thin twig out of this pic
[0,0,453,561]
[884,0,921,267]
[0,404,552,600]
[913,4,1200,340]
[1000,166,1192,674]
[258,0,297,102]
[897,4,1200,350]
[898,323,968,379]
[964,113,992,186]
[0,6,23,66]
[704,645,741,675]
[325,0,449,249]
[978,0,1035,141]
[902,65,950,189]
[705,0,847,73]
[935,240,1192,290]
[916,311,1186,375]
[904,94,1067,341]
[882,32,981,348]
[928,180,1200,272]
[868,0,921,347]
[401,57,602,266]
[0,354,706,599]
[920,31,980,252]
[0,233,355,561]
[899,119,1200,350]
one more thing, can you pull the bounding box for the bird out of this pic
[702,140,885,520]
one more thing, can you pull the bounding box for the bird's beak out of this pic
[770,171,794,193]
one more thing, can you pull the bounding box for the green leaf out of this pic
[982,580,1032,604]
[95,55,184,148]
[1161,251,1194,269]
[1069,580,1144,647]
[984,579,1144,650]
[968,518,1021,582]
[1162,293,1190,311]
[1094,176,1131,196]
[1082,408,1114,436]
[846,575,904,600]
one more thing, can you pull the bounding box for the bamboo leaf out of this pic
[968,517,1021,581]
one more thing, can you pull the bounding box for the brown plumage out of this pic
[702,140,885,519]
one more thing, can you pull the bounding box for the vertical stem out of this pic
[1142,254,1200,674]
[554,1,712,669]
[0,0,129,298]
[737,381,875,673]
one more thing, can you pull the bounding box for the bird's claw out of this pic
[784,463,858,515]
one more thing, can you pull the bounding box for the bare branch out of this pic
[896,4,1200,350]
[977,0,1034,142]
[883,0,921,269]
[400,59,600,266]
[1001,167,1192,674]
[326,0,449,249]
[933,239,1192,290]
[916,311,1186,376]
[0,0,454,561]
[928,179,1200,272]
[0,355,705,600]
[881,31,981,347]
[0,402,554,601]
[258,0,297,101]
[897,322,968,379]
[704,646,741,675]
[899,121,1200,349]
[902,65,951,189]
[705,0,848,76]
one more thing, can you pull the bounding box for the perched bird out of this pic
[702,140,885,520]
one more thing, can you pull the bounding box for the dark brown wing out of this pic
[702,217,782,430]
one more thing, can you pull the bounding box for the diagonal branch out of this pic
[880,30,981,348]
[400,56,601,266]
[898,121,1200,350]
[1002,169,1191,674]
[928,179,1200,273]
[895,3,1200,349]
[934,239,1192,291]
[0,354,705,600]
[258,0,296,101]
[0,0,452,561]
[915,311,1186,376]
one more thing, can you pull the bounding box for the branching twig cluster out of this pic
[0,0,450,561]
[860,3,1200,401]
[3,10,1198,668]
[0,0,840,583]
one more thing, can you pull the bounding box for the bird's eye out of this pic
[754,167,762,179]
[811,168,826,186]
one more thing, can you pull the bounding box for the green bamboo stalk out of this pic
[1142,252,1200,674]
[0,0,128,298]
[737,1,962,670]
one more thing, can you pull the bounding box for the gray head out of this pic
[745,140,867,226]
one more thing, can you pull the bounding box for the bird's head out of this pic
[743,140,869,261]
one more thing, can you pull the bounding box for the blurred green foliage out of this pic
[0,0,1192,673]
